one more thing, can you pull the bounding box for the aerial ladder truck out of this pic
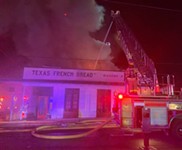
[111,10,182,139]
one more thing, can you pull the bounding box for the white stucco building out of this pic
[0,67,125,121]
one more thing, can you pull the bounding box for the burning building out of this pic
[0,0,125,121]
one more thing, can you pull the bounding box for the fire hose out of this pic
[31,117,114,140]
[0,117,117,140]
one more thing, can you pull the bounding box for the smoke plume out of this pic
[0,0,118,70]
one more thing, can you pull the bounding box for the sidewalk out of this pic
[0,118,119,129]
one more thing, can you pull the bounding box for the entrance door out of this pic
[32,87,53,120]
[37,96,48,120]
[134,106,143,128]
[63,88,79,118]
[97,89,111,117]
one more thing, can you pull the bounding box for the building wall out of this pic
[0,67,125,121]
[22,81,125,120]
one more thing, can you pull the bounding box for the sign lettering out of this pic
[23,67,124,83]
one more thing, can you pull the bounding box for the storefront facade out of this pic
[0,67,125,121]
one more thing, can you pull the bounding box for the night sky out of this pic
[96,0,182,89]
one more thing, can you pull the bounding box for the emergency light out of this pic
[117,93,123,100]
[23,96,29,101]
[0,97,4,102]
[114,90,124,100]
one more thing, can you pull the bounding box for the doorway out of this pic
[63,88,79,118]
[134,106,143,128]
[36,96,48,120]
[32,86,53,120]
[97,89,111,117]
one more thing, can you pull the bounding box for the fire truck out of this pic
[111,11,182,139]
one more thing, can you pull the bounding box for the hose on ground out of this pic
[31,117,113,140]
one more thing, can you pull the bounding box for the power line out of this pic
[103,0,182,13]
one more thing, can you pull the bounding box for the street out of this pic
[0,128,182,150]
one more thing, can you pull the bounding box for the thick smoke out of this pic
[0,0,118,70]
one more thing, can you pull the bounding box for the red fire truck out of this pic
[111,11,182,139]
